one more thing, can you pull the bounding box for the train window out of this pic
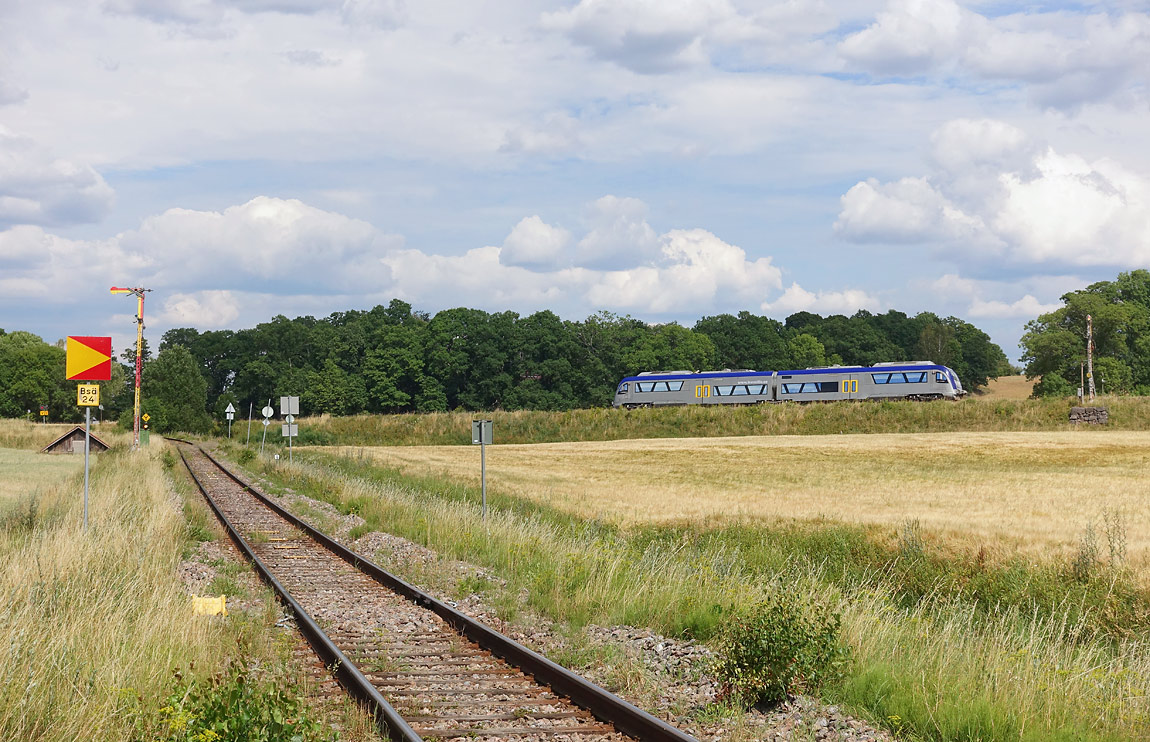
[906,372,927,383]
[731,385,749,395]
[816,382,838,393]
[887,374,907,384]
[871,373,891,384]
[637,382,655,392]
[653,382,669,392]
[747,385,765,394]
[620,383,629,393]
[935,372,947,383]
[713,385,733,396]
[668,380,684,391]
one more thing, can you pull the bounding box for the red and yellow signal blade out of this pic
[66,336,112,381]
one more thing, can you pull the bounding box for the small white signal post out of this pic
[260,402,273,455]
[281,396,299,462]
[225,402,236,438]
[471,420,493,523]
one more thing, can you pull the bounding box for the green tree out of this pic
[1021,271,1150,396]
[135,345,212,433]
[786,333,828,368]
[303,359,368,415]
[916,319,961,368]
[0,332,72,420]
[694,312,789,370]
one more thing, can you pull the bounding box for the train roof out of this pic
[619,363,953,383]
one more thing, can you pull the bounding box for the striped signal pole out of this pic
[110,286,152,449]
[1086,313,1096,403]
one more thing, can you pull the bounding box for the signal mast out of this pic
[110,286,151,449]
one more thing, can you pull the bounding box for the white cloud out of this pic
[103,0,226,27]
[836,119,1150,269]
[927,273,1063,320]
[117,196,398,292]
[840,2,1150,109]
[160,290,242,327]
[760,282,879,317]
[586,228,782,312]
[105,0,406,30]
[968,294,1060,319]
[964,12,1150,109]
[834,177,950,243]
[575,195,660,269]
[541,0,731,73]
[838,0,966,75]
[0,127,115,228]
[339,0,406,29]
[500,215,573,269]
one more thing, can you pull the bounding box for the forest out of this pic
[0,302,1010,432]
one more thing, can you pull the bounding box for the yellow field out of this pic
[333,430,1150,567]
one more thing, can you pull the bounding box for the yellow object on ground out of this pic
[192,594,227,616]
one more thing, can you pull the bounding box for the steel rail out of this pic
[176,445,423,742]
[190,443,700,742]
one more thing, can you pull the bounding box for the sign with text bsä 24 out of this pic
[77,385,100,406]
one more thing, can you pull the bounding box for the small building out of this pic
[41,426,111,455]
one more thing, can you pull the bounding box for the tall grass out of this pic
[0,420,84,451]
[0,440,272,740]
[294,395,1150,447]
[231,447,1150,741]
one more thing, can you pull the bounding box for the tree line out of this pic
[1,301,1010,432]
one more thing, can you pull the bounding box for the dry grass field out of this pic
[0,448,82,503]
[976,374,1035,399]
[333,430,1150,569]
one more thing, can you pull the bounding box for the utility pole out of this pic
[1086,313,1097,403]
[110,286,152,449]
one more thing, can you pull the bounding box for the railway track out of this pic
[174,441,699,742]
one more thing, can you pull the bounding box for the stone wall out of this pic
[1069,407,1109,424]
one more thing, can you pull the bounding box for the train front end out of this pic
[612,379,632,408]
[941,366,967,398]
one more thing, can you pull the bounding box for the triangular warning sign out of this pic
[66,336,113,381]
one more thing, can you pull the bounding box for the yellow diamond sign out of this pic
[142,413,150,422]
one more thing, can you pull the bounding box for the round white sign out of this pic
[262,406,274,417]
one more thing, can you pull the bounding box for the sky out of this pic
[1,0,1149,364]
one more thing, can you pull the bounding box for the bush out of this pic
[135,661,334,742]
[713,593,849,707]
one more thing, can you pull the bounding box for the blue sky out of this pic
[2,0,1148,363]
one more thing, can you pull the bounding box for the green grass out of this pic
[289,396,1150,447]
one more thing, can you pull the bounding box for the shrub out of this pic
[135,661,333,742]
[713,593,850,707]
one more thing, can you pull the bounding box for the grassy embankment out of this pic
[0,420,376,741]
[295,394,1150,447]
[221,430,1150,742]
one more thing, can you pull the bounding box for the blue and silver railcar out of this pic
[612,362,965,408]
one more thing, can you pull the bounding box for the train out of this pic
[612,361,966,408]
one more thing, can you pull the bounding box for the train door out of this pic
[840,374,859,400]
